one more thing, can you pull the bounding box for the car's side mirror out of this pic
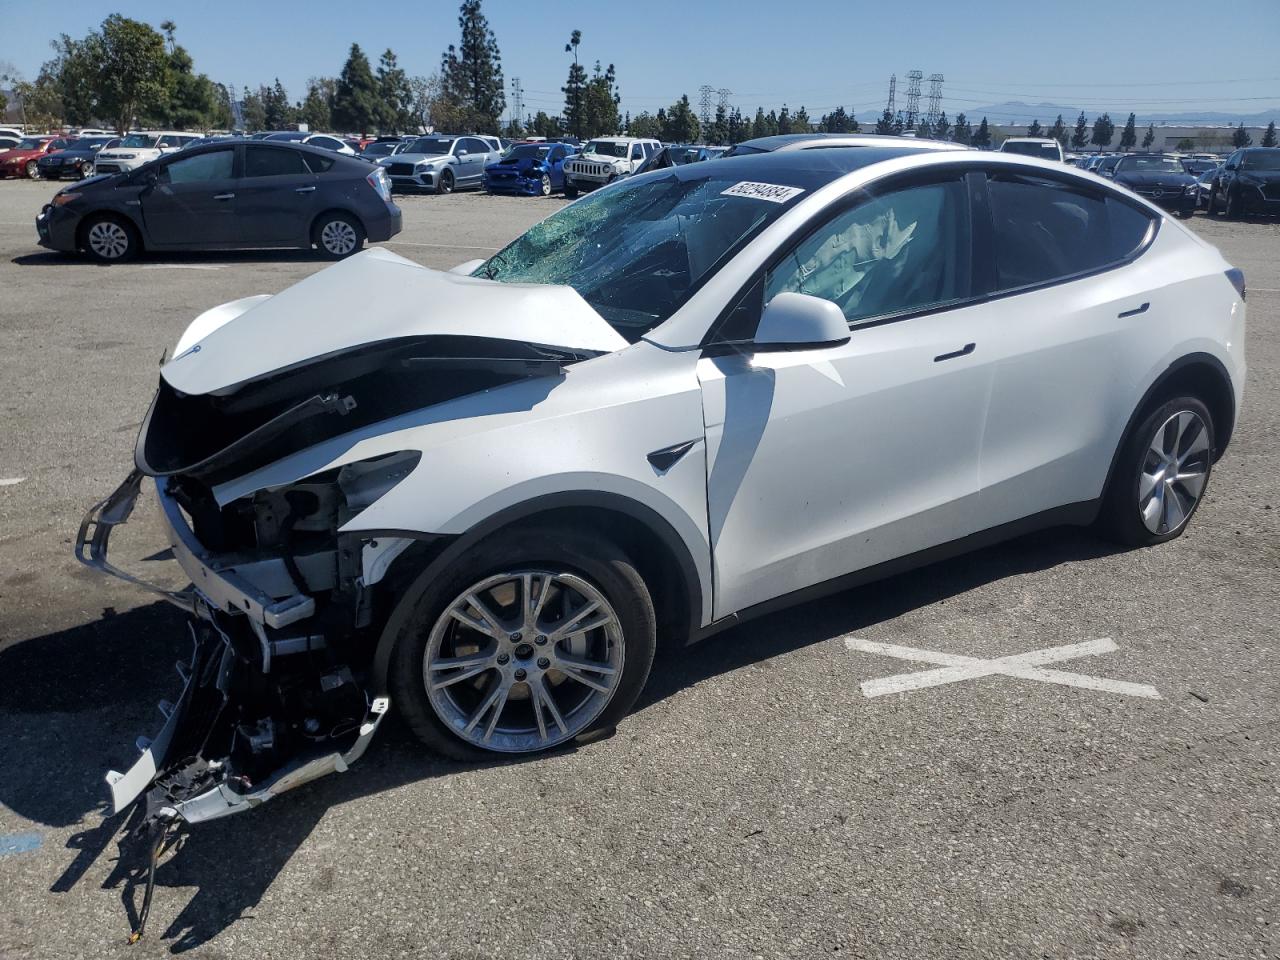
[753,292,851,352]
[457,149,469,156]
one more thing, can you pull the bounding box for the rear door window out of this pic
[985,173,1154,291]
[244,146,309,177]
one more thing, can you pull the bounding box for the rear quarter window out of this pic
[303,153,336,174]
[986,174,1155,292]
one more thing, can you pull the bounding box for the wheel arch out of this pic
[368,490,707,697]
[309,206,367,243]
[76,209,145,253]
[1101,351,1237,504]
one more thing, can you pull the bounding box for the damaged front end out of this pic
[74,250,629,939]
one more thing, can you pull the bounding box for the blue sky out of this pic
[4,0,1279,123]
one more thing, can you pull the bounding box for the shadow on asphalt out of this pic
[0,525,1119,951]
[11,249,323,268]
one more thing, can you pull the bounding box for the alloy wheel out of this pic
[86,220,130,260]
[540,174,551,196]
[1139,410,1210,535]
[25,161,39,180]
[320,220,358,256]
[423,569,625,753]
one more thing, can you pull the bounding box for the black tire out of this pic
[1224,188,1241,219]
[388,526,657,761]
[80,214,140,263]
[1206,188,1219,217]
[1097,395,1214,548]
[25,160,39,180]
[1176,207,1193,220]
[436,168,454,195]
[312,212,365,260]
[564,181,579,199]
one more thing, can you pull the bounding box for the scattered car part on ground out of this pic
[37,140,400,261]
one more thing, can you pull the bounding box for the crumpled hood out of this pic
[161,247,628,397]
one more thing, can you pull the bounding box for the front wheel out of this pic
[564,181,579,199]
[1097,396,1214,547]
[25,161,39,180]
[538,173,552,197]
[388,527,656,761]
[81,215,140,262]
[436,169,454,195]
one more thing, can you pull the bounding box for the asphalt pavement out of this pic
[0,179,1276,959]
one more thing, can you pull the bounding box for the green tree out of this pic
[629,110,661,140]
[260,78,294,129]
[1048,114,1068,147]
[562,30,586,137]
[377,49,414,132]
[1091,112,1115,152]
[728,107,749,142]
[1175,138,1195,151]
[298,77,334,132]
[777,104,792,135]
[915,117,932,139]
[439,0,505,132]
[1071,111,1090,150]
[710,103,729,145]
[792,105,810,132]
[44,35,97,126]
[530,110,560,138]
[333,44,381,134]
[240,88,267,132]
[751,107,769,138]
[1263,121,1277,148]
[952,112,972,145]
[972,116,991,148]
[874,108,896,135]
[580,61,620,138]
[407,75,438,132]
[1232,121,1252,148]
[821,106,856,133]
[93,14,170,133]
[1118,112,1137,151]
[1026,118,1043,138]
[1142,123,1155,149]
[932,111,949,141]
[662,94,700,143]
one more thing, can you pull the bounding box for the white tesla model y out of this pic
[81,146,1245,828]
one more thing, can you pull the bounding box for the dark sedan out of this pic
[37,136,119,181]
[36,141,402,263]
[1207,146,1280,219]
[1111,154,1197,218]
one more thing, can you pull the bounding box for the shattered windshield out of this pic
[475,171,805,339]
[582,140,628,158]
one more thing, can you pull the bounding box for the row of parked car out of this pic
[1069,148,1280,219]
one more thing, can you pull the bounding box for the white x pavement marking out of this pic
[844,637,1162,700]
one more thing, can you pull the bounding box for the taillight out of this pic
[1225,267,1246,301]
[366,168,392,202]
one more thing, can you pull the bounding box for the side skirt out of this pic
[692,499,1101,643]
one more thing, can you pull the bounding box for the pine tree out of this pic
[792,105,810,133]
[562,30,586,137]
[580,61,620,138]
[663,94,700,143]
[1263,121,1278,148]
[1091,113,1115,152]
[875,108,895,135]
[952,112,972,145]
[1026,118,1043,138]
[1071,112,1089,150]
[1048,114,1068,147]
[972,117,991,148]
[1118,112,1137,152]
[915,117,932,139]
[711,103,729,145]
[377,49,414,132]
[752,107,768,139]
[1232,121,1252,148]
[332,44,381,134]
[298,78,334,133]
[439,0,505,132]
[261,78,294,129]
[1142,123,1155,150]
[777,104,792,135]
[933,111,949,141]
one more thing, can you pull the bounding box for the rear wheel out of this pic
[81,215,139,262]
[389,527,656,761]
[1098,395,1214,547]
[313,212,364,259]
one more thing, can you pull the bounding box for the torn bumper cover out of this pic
[76,470,389,825]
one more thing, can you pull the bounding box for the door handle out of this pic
[213,193,235,200]
[934,343,976,363]
[295,186,316,193]
[1117,302,1149,318]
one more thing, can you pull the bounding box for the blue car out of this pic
[483,142,577,196]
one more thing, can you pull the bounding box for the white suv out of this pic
[93,131,200,174]
[564,137,661,196]
[999,137,1065,163]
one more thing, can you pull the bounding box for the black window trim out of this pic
[971,166,1160,304]
[701,160,1161,350]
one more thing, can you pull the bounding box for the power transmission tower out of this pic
[509,77,524,126]
[716,88,733,114]
[925,74,944,126]
[904,69,923,129]
[698,85,714,128]
[884,74,896,117]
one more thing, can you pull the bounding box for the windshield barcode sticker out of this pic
[721,181,805,203]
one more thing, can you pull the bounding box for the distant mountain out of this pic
[958,99,1280,127]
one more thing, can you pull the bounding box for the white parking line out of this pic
[384,240,500,251]
[0,477,27,486]
[140,264,224,271]
[845,636,1162,700]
